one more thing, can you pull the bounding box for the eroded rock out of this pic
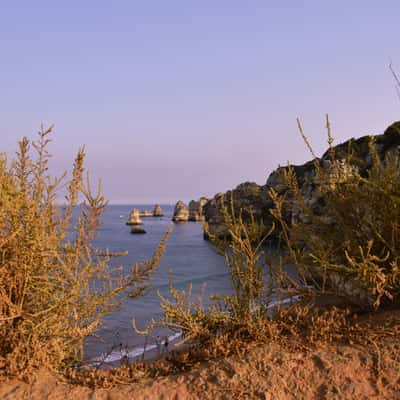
[172,201,189,222]
[126,209,143,226]
[203,182,271,239]
[188,197,208,221]
[139,210,153,217]
[130,226,146,234]
[153,204,163,217]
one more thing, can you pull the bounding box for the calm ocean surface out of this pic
[84,205,230,364]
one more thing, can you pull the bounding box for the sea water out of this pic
[83,205,230,365]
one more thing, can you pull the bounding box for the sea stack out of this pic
[130,226,146,234]
[139,210,153,217]
[188,197,208,221]
[153,204,163,217]
[172,200,189,222]
[126,209,143,225]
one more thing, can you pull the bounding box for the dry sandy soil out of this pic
[1,310,400,399]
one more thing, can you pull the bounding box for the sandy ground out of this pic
[1,334,399,400]
[1,307,400,399]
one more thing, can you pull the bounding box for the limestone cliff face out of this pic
[203,121,400,240]
[201,121,400,307]
[172,201,189,222]
[188,197,208,221]
[203,182,272,239]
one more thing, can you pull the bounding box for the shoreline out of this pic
[2,307,399,399]
[85,331,184,369]
[85,294,305,370]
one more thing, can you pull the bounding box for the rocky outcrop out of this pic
[130,226,146,234]
[203,182,272,239]
[172,201,189,222]
[203,121,400,240]
[202,121,400,306]
[153,204,163,217]
[139,210,153,217]
[188,197,208,221]
[126,209,143,226]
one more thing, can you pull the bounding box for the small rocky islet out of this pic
[126,205,164,234]
[171,200,189,222]
[139,210,153,217]
[126,198,210,234]
[126,209,143,226]
[153,204,163,217]
[130,226,146,234]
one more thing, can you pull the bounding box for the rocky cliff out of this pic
[188,197,208,221]
[203,121,400,240]
[203,182,271,239]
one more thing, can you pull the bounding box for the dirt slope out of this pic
[1,333,399,400]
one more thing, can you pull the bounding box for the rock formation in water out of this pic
[172,200,189,222]
[126,209,143,226]
[188,197,208,221]
[203,121,400,240]
[130,226,146,234]
[153,204,163,217]
[139,210,153,217]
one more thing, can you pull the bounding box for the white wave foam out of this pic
[266,295,302,309]
[87,296,302,367]
[89,331,182,366]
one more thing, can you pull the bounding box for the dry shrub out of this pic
[71,302,400,389]
[130,195,310,366]
[125,118,400,386]
[132,195,287,346]
[207,197,276,320]
[78,117,400,388]
[271,116,400,309]
[0,127,168,378]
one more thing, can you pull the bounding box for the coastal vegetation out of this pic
[272,116,400,310]
[0,127,170,378]
[137,118,400,347]
[118,117,400,397]
[1,120,400,398]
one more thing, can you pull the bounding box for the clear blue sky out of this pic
[1,1,399,203]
